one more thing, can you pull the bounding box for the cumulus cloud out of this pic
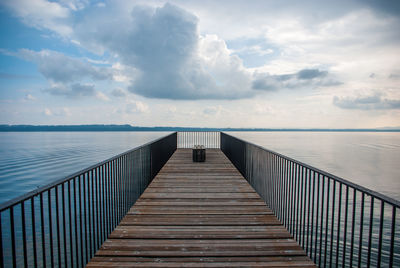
[252,68,339,91]
[333,93,400,110]
[75,3,253,100]
[19,49,113,83]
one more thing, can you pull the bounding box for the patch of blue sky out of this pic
[226,37,280,68]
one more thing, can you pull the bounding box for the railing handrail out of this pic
[221,132,400,208]
[0,132,177,212]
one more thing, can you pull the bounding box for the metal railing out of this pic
[0,132,176,268]
[177,131,220,148]
[221,132,400,267]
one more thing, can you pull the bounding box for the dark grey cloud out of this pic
[19,49,113,83]
[252,68,339,91]
[297,69,327,80]
[44,83,96,98]
[333,94,400,110]
[389,73,400,79]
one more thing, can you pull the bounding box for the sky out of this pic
[0,0,399,128]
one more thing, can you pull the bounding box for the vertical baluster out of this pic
[377,201,384,267]
[0,212,3,268]
[95,167,100,249]
[103,164,107,241]
[79,176,84,267]
[73,179,79,267]
[99,165,104,244]
[358,193,365,267]
[279,158,284,222]
[367,196,374,267]
[90,170,94,258]
[21,202,28,267]
[48,190,54,267]
[283,159,288,228]
[296,164,301,242]
[310,171,315,260]
[107,162,111,234]
[41,192,47,268]
[287,161,291,232]
[105,163,110,237]
[272,154,276,214]
[318,175,325,267]
[10,206,16,268]
[113,159,117,228]
[291,162,296,237]
[342,185,349,267]
[349,189,356,267]
[83,174,88,264]
[323,178,331,267]
[302,167,306,249]
[314,173,320,262]
[62,183,67,267]
[389,206,396,267]
[329,181,336,266]
[291,162,296,235]
[68,181,74,266]
[307,169,312,254]
[298,168,304,245]
[335,183,342,265]
[55,186,61,267]
[31,197,38,267]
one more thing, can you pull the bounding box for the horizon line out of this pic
[1,124,399,132]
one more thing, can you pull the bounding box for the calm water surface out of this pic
[0,132,169,203]
[230,131,400,200]
[0,131,399,204]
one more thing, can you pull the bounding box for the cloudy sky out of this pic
[1,0,399,128]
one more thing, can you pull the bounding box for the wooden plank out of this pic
[128,206,272,215]
[87,148,315,267]
[140,192,260,199]
[145,186,256,193]
[120,214,281,226]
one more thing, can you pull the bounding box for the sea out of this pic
[0,131,398,204]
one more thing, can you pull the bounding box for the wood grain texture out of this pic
[87,148,315,267]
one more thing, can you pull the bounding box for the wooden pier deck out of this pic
[87,149,315,267]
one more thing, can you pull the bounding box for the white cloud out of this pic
[252,68,340,91]
[44,108,52,116]
[96,91,110,101]
[24,94,36,101]
[74,3,254,100]
[2,0,72,36]
[125,100,149,114]
[44,83,95,98]
[111,88,127,98]
[18,49,113,83]
[333,93,400,110]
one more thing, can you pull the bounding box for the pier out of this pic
[0,132,398,267]
[87,148,315,267]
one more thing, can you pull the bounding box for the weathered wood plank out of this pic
[120,214,281,226]
[86,148,315,267]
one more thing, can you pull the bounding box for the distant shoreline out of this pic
[1,124,399,132]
